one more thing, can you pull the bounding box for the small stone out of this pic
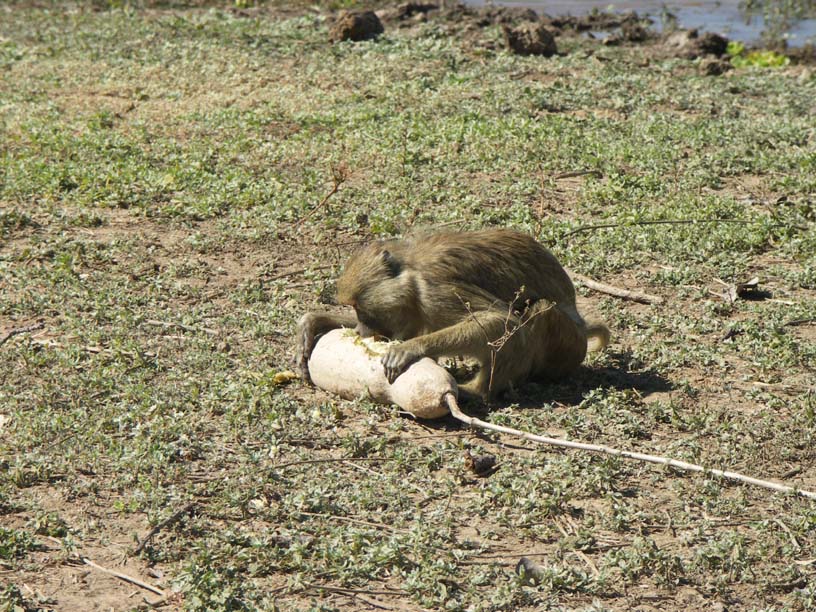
[464,452,497,476]
[665,28,728,59]
[696,32,729,56]
[503,22,557,57]
[621,21,650,42]
[701,57,732,76]
[329,10,384,43]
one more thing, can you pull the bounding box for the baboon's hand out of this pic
[296,313,318,385]
[382,342,423,384]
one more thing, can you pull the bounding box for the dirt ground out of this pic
[2,2,815,611]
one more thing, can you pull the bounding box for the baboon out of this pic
[297,229,610,399]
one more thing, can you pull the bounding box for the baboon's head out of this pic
[337,242,416,340]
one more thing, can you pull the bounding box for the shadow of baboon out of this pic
[521,349,672,408]
[453,349,674,417]
[400,349,673,430]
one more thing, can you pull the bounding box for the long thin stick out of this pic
[784,318,815,327]
[444,394,816,501]
[136,594,172,610]
[81,557,165,596]
[0,321,44,347]
[144,320,218,336]
[561,218,798,239]
[303,583,404,597]
[273,456,385,470]
[554,170,603,180]
[352,593,395,610]
[565,268,664,305]
[294,164,348,228]
[267,264,334,282]
[133,502,196,555]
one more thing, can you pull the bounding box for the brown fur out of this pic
[297,229,609,399]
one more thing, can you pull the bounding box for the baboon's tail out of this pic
[586,322,610,352]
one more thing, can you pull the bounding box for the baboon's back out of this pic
[407,230,576,308]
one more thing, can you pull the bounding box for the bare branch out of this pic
[0,320,44,347]
[566,268,664,305]
[144,320,218,336]
[560,217,804,240]
[133,502,197,556]
[80,557,164,596]
[295,163,349,227]
[445,394,816,501]
[454,289,552,398]
[267,264,334,282]
[553,169,603,180]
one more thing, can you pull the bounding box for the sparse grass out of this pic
[1,3,815,611]
[0,527,37,561]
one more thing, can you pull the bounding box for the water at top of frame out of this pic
[465,0,816,45]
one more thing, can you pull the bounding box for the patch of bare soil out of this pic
[5,486,181,611]
[1,206,333,295]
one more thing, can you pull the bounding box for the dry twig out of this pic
[295,163,349,227]
[299,511,398,532]
[267,263,334,282]
[553,169,603,180]
[352,593,395,610]
[454,289,550,399]
[560,217,796,239]
[144,320,218,336]
[774,518,801,551]
[80,557,164,596]
[133,503,197,555]
[0,320,44,347]
[304,583,404,597]
[136,595,172,610]
[784,318,815,327]
[273,456,385,470]
[566,268,664,305]
[444,394,816,501]
[31,338,155,359]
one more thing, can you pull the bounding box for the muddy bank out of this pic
[357,2,816,64]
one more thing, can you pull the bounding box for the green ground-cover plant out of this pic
[0,3,815,611]
[728,40,791,67]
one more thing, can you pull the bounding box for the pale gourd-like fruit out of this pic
[307,328,456,419]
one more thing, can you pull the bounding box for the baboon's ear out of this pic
[381,250,402,277]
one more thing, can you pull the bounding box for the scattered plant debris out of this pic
[720,277,773,303]
[665,28,729,59]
